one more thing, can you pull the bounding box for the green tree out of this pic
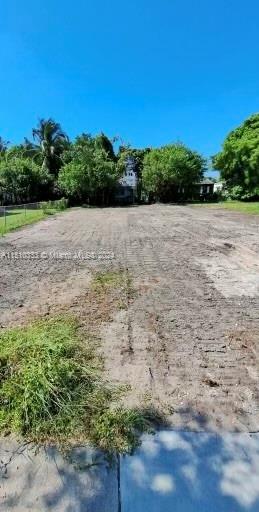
[61,133,95,166]
[58,135,119,204]
[142,143,206,201]
[0,157,50,204]
[213,113,259,196]
[30,118,69,175]
[4,140,36,160]
[95,133,116,161]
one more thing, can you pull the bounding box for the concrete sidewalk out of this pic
[0,441,118,511]
[1,431,259,511]
[121,431,259,512]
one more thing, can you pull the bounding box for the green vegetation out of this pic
[0,199,68,235]
[213,113,259,200]
[31,118,69,176]
[92,270,126,290]
[0,157,50,205]
[58,133,119,204]
[142,143,206,201]
[0,316,151,454]
[91,270,134,311]
[4,112,259,206]
[0,118,207,206]
[0,208,47,234]
[193,201,259,215]
[219,201,259,214]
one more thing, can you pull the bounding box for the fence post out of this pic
[4,207,6,232]
[24,204,26,218]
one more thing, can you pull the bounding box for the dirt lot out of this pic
[1,204,259,432]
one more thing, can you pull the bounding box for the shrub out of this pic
[56,197,68,210]
[225,185,244,200]
[40,198,68,213]
[224,185,259,201]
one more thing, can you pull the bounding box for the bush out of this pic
[56,197,69,210]
[224,185,259,201]
[41,198,68,213]
[225,185,244,200]
[0,157,50,204]
[142,143,206,202]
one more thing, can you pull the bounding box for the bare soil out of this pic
[1,205,259,432]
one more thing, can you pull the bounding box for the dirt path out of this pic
[1,205,259,432]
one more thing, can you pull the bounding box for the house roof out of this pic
[197,179,214,185]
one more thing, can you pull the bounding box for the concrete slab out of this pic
[0,441,118,511]
[120,431,259,511]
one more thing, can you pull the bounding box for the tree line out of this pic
[0,121,150,205]
[1,113,259,205]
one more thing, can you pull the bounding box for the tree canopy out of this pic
[213,113,259,197]
[58,134,119,204]
[142,143,206,201]
[0,157,50,204]
[95,133,116,161]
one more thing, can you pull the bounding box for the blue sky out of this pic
[1,0,259,165]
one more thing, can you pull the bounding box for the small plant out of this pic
[55,197,69,211]
[92,270,126,290]
[92,270,134,297]
[91,270,135,311]
[0,316,150,454]
[91,408,151,454]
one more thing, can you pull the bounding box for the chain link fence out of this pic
[0,199,68,234]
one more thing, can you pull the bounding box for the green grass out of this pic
[0,199,68,235]
[92,270,135,310]
[192,200,259,215]
[92,270,128,291]
[0,316,151,454]
[218,201,259,214]
[0,208,54,234]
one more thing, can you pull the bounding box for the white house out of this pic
[119,156,138,188]
[115,156,138,203]
[214,181,224,193]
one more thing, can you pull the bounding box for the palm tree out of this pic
[32,118,69,175]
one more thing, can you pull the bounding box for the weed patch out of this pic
[91,270,135,309]
[0,316,151,454]
[92,270,127,291]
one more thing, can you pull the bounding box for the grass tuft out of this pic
[0,316,150,454]
[91,270,126,290]
[91,270,135,308]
